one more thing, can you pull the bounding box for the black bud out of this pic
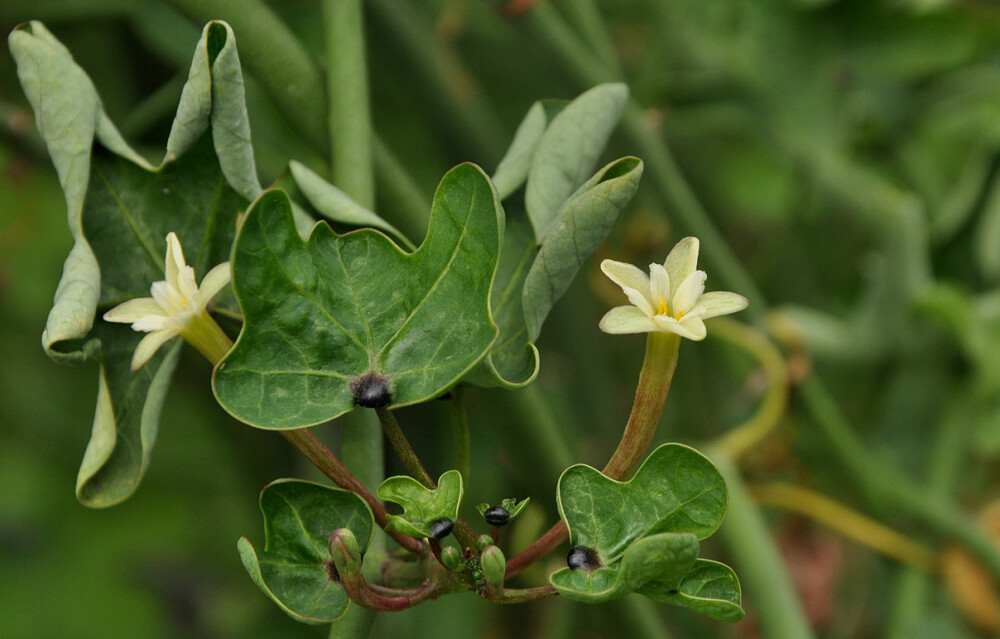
[483,506,511,526]
[567,545,601,572]
[350,372,392,408]
[428,517,454,539]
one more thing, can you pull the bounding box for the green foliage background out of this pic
[3,0,1000,637]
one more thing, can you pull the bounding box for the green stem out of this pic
[281,428,423,554]
[507,332,680,577]
[324,0,374,208]
[367,0,507,162]
[375,406,435,488]
[710,452,816,639]
[373,407,478,551]
[602,331,680,480]
[512,384,575,473]
[554,0,621,77]
[491,584,559,604]
[885,390,974,638]
[449,388,471,483]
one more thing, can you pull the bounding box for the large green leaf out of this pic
[238,480,375,624]
[639,559,745,622]
[213,163,503,429]
[557,443,728,563]
[10,20,262,506]
[551,445,740,616]
[377,470,464,538]
[524,83,628,240]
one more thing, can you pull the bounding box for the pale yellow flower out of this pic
[599,237,748,341]
[104,232,230,370]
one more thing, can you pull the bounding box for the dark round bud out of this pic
[567,545,602,572]
[428,517,454,539]
[483,506,511,526]
[350,372,392,408]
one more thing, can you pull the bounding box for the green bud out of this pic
[328,528,362,573]
[476,534,494,552]
[441,546,464,572]
[480,545,506,586]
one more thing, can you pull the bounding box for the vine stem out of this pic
[374,407,479,552]
[449,388,471,483]
[506,332,680,578]
[750,482,938,572]
[281,428,423,555]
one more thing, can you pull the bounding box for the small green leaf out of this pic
[213,163,503,429]
[525,83,628,240]
[289,160,415,250]
[639,559,746,623]
[557,443,728,564]
[467,157,641,388]
[377,470,464,538]
[238,480,374,624]
[523,157,643,340]
[493,102,548,200]
[550,533,699,603]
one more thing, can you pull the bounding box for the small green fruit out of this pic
[441,546,464,572]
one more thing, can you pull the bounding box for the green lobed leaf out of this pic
[213,163,503,429]
[524,83,628,240]
[639,559,746,623]
[557,443,728,564]
[289,160,415,250]
[238,480,375,624]
[551,532,699,603]
[10,20,260,506]
[377,470,464,538]
[475,497,531,522]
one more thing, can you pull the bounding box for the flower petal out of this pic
[130,328,178,371]
[690,291,749,320]
[672,270,707,316]
[652,314,707,341]
[599,305,660,334]
[197,261,232,304]
[151,281,186,314]
[664,237,699,300]
[648,263,671,312]
[165,232,186,289]
[600,259,654,316]
[132,315,170,332]
[176,265,199,302]
[103,298,166,323]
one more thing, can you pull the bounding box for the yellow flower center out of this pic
[657,297,668,316]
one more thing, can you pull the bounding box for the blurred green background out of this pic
[4,0,1000,637]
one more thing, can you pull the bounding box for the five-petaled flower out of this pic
[104,232,231,371]
[599,237,748,340]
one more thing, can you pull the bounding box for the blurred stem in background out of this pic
[321,0,380,636]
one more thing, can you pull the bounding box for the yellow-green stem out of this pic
[602,331,680,480]
[180,312,233,365]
